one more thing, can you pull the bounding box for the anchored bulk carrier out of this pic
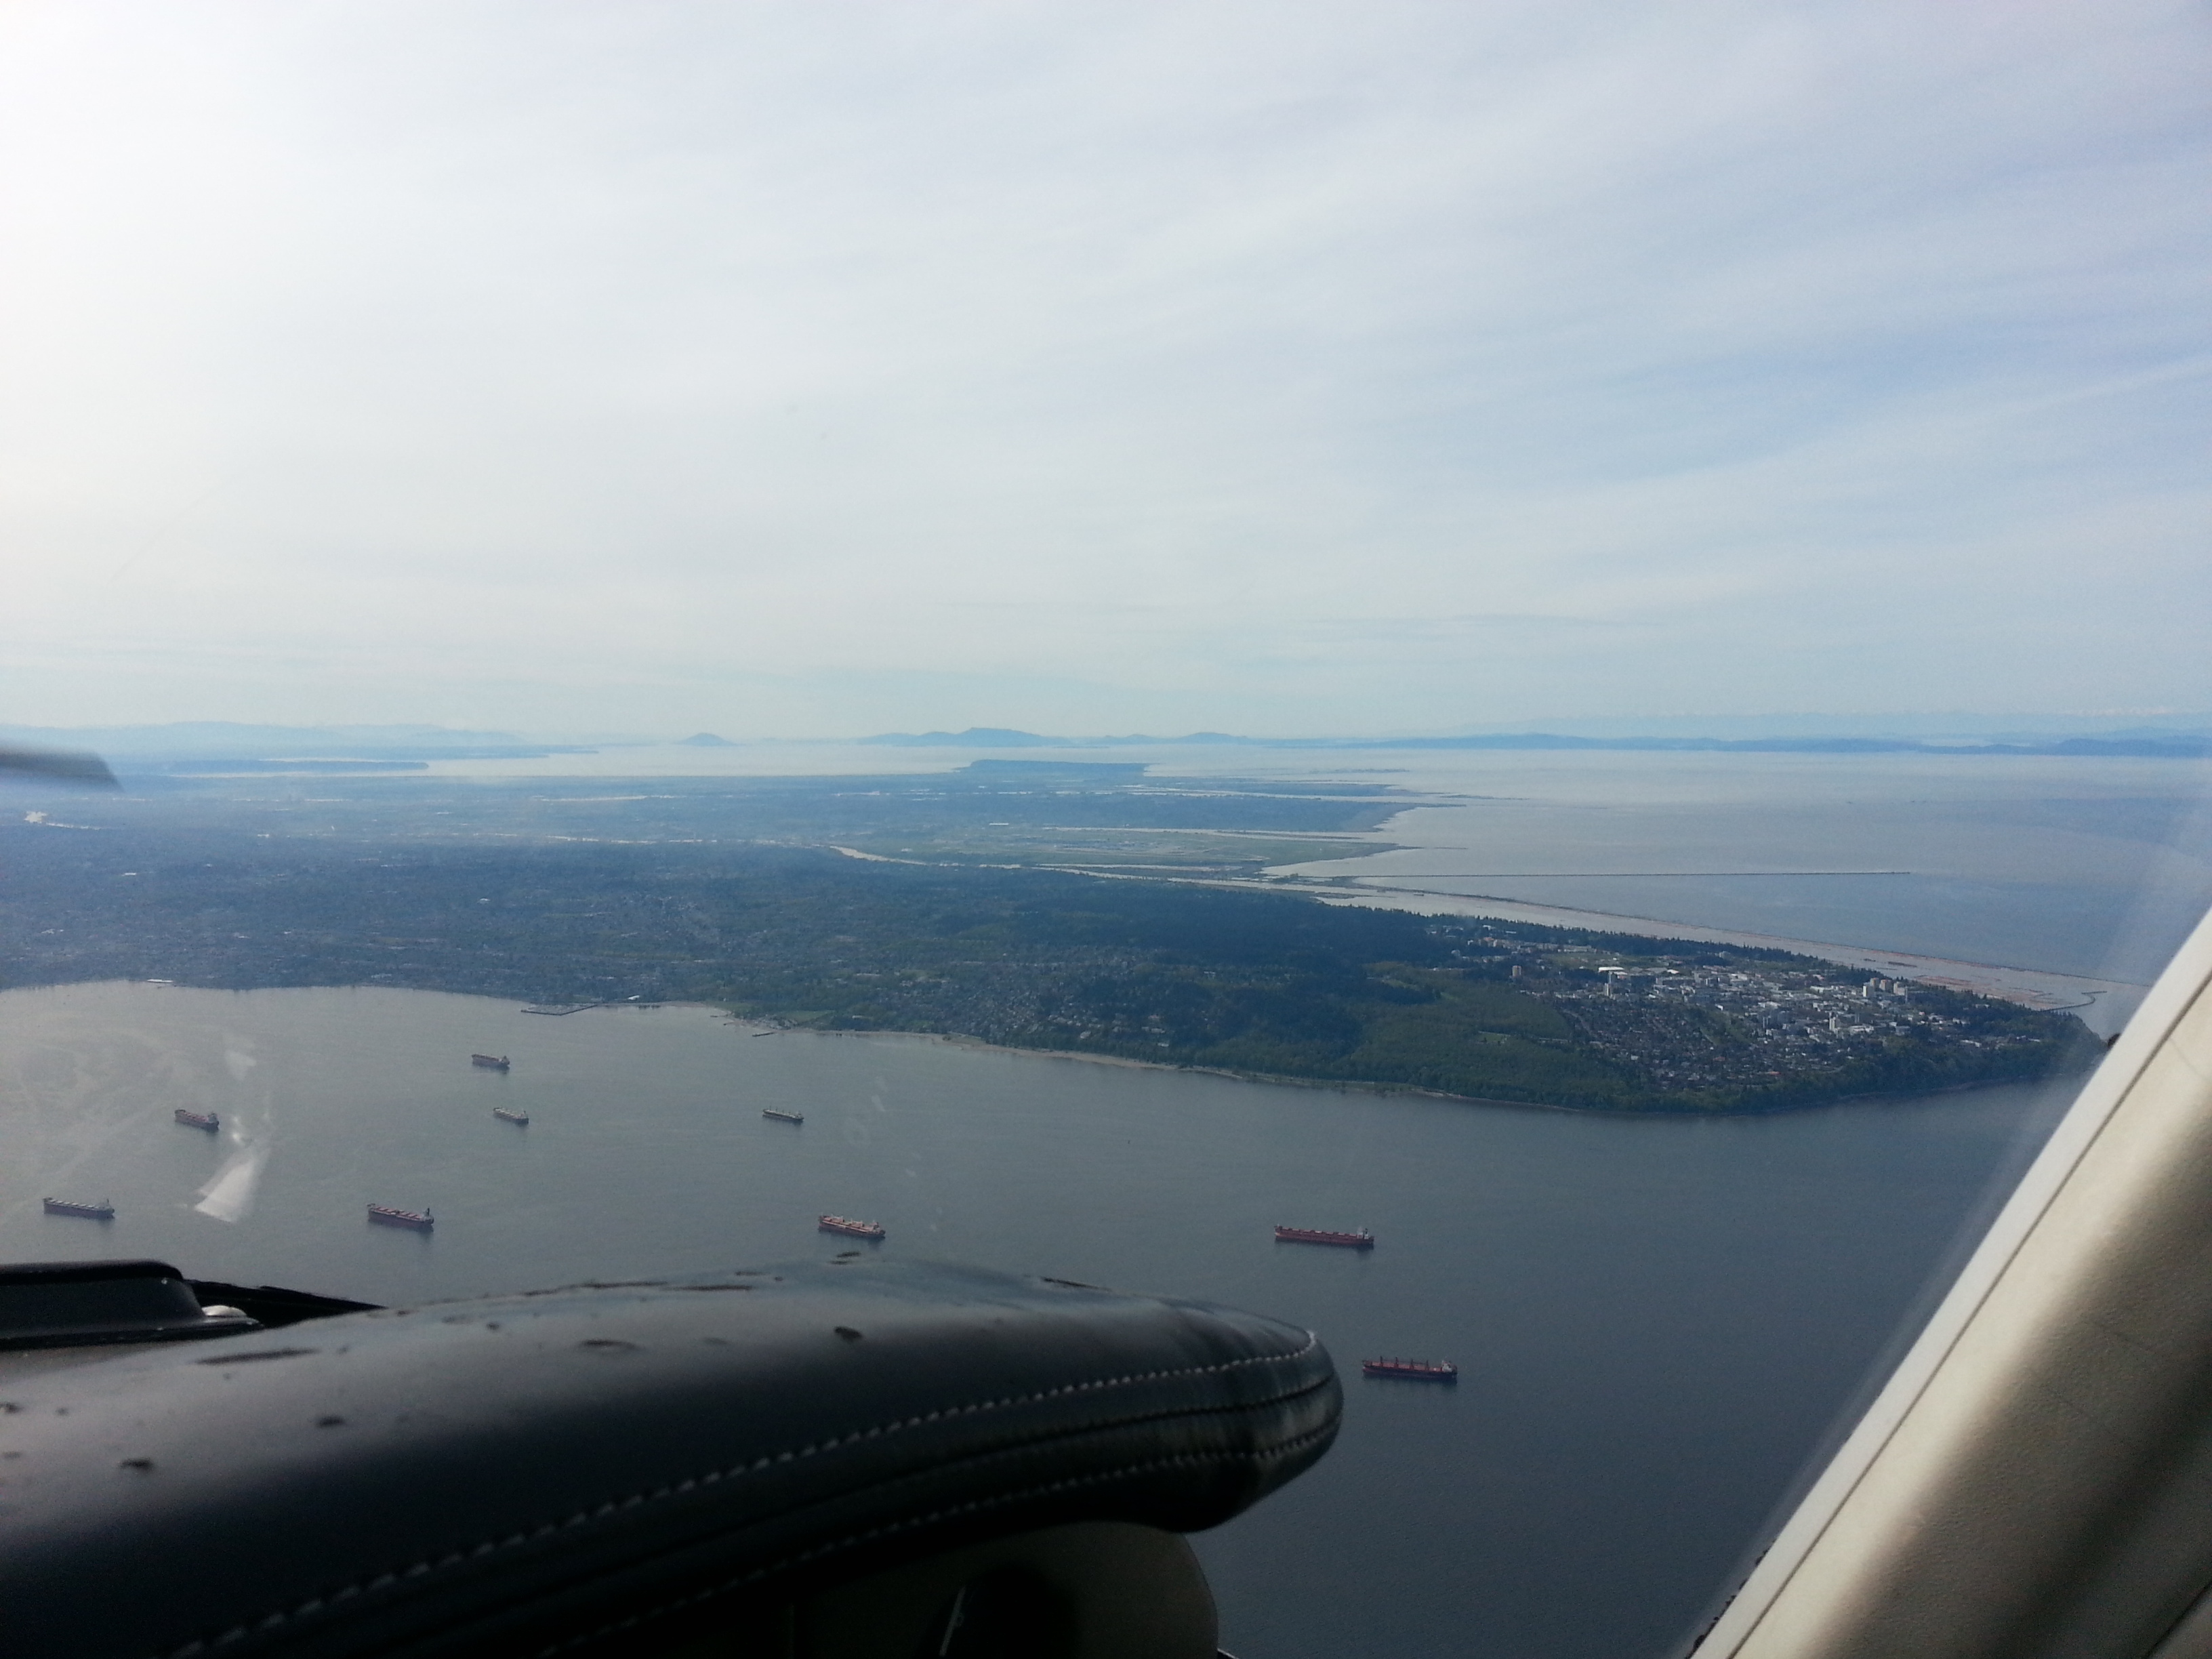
[43,1197,115,1220]
[471,1054,510,1071]
[818,1215,886,1241]
[493,1107,530,1126]
[762,1109,804,1124]
[1362,1357,1458,1382]
[1273,1225,1374,1248]
[173,1109,221,1132]
[368,1204,434,1231]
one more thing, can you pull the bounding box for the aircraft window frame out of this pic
[1696,901,2212,1657]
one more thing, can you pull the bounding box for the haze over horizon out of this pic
[4,1,2207,737]
[8,709,2212,760]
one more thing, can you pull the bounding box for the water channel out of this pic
[0,980,2077,1658]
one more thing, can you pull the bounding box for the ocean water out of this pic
[1247,750,2212,987]
[0,981,2081,1659]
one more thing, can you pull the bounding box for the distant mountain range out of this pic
[859,726,2212,758]
[9,719,2209,769]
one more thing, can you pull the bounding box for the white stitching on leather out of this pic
[534,1421,1343,1656]
[155,1328,1323,1657]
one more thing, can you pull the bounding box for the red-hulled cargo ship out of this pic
[368,1204,434,1231]
[173,1109,221,1132]
[819,1214,886,1241]
[43,1197,115,1220]
[1362,1357,1458,1382]
[1273,1225,1374,1248]
[471,1053,511,1071]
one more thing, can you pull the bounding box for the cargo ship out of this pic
[763,1109,804,1124]
[471,1053,511,1070]
[818,1214,886,1241]
[1361,1357,1458,1382]
[1273,1225,1375,1248]
[43,1197,115,1221]
[368,1204,434,1231]
[492,1107,530,1126]
[173,1109,221,1132]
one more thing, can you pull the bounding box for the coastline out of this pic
[972,861,2142,1033]
[1200,875,2144,1034]
[0,979,2076,1122]
[733,1015,2084,1120]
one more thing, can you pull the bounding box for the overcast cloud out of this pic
[2,1,2206,736]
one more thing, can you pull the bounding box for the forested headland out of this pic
[1,823,2097,1113]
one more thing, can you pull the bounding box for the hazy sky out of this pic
[3,1,2207,737]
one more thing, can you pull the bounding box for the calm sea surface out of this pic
[1254,750,2212,988]
[0,981,2080,1659]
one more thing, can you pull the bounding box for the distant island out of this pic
[1,819,2097,1113]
